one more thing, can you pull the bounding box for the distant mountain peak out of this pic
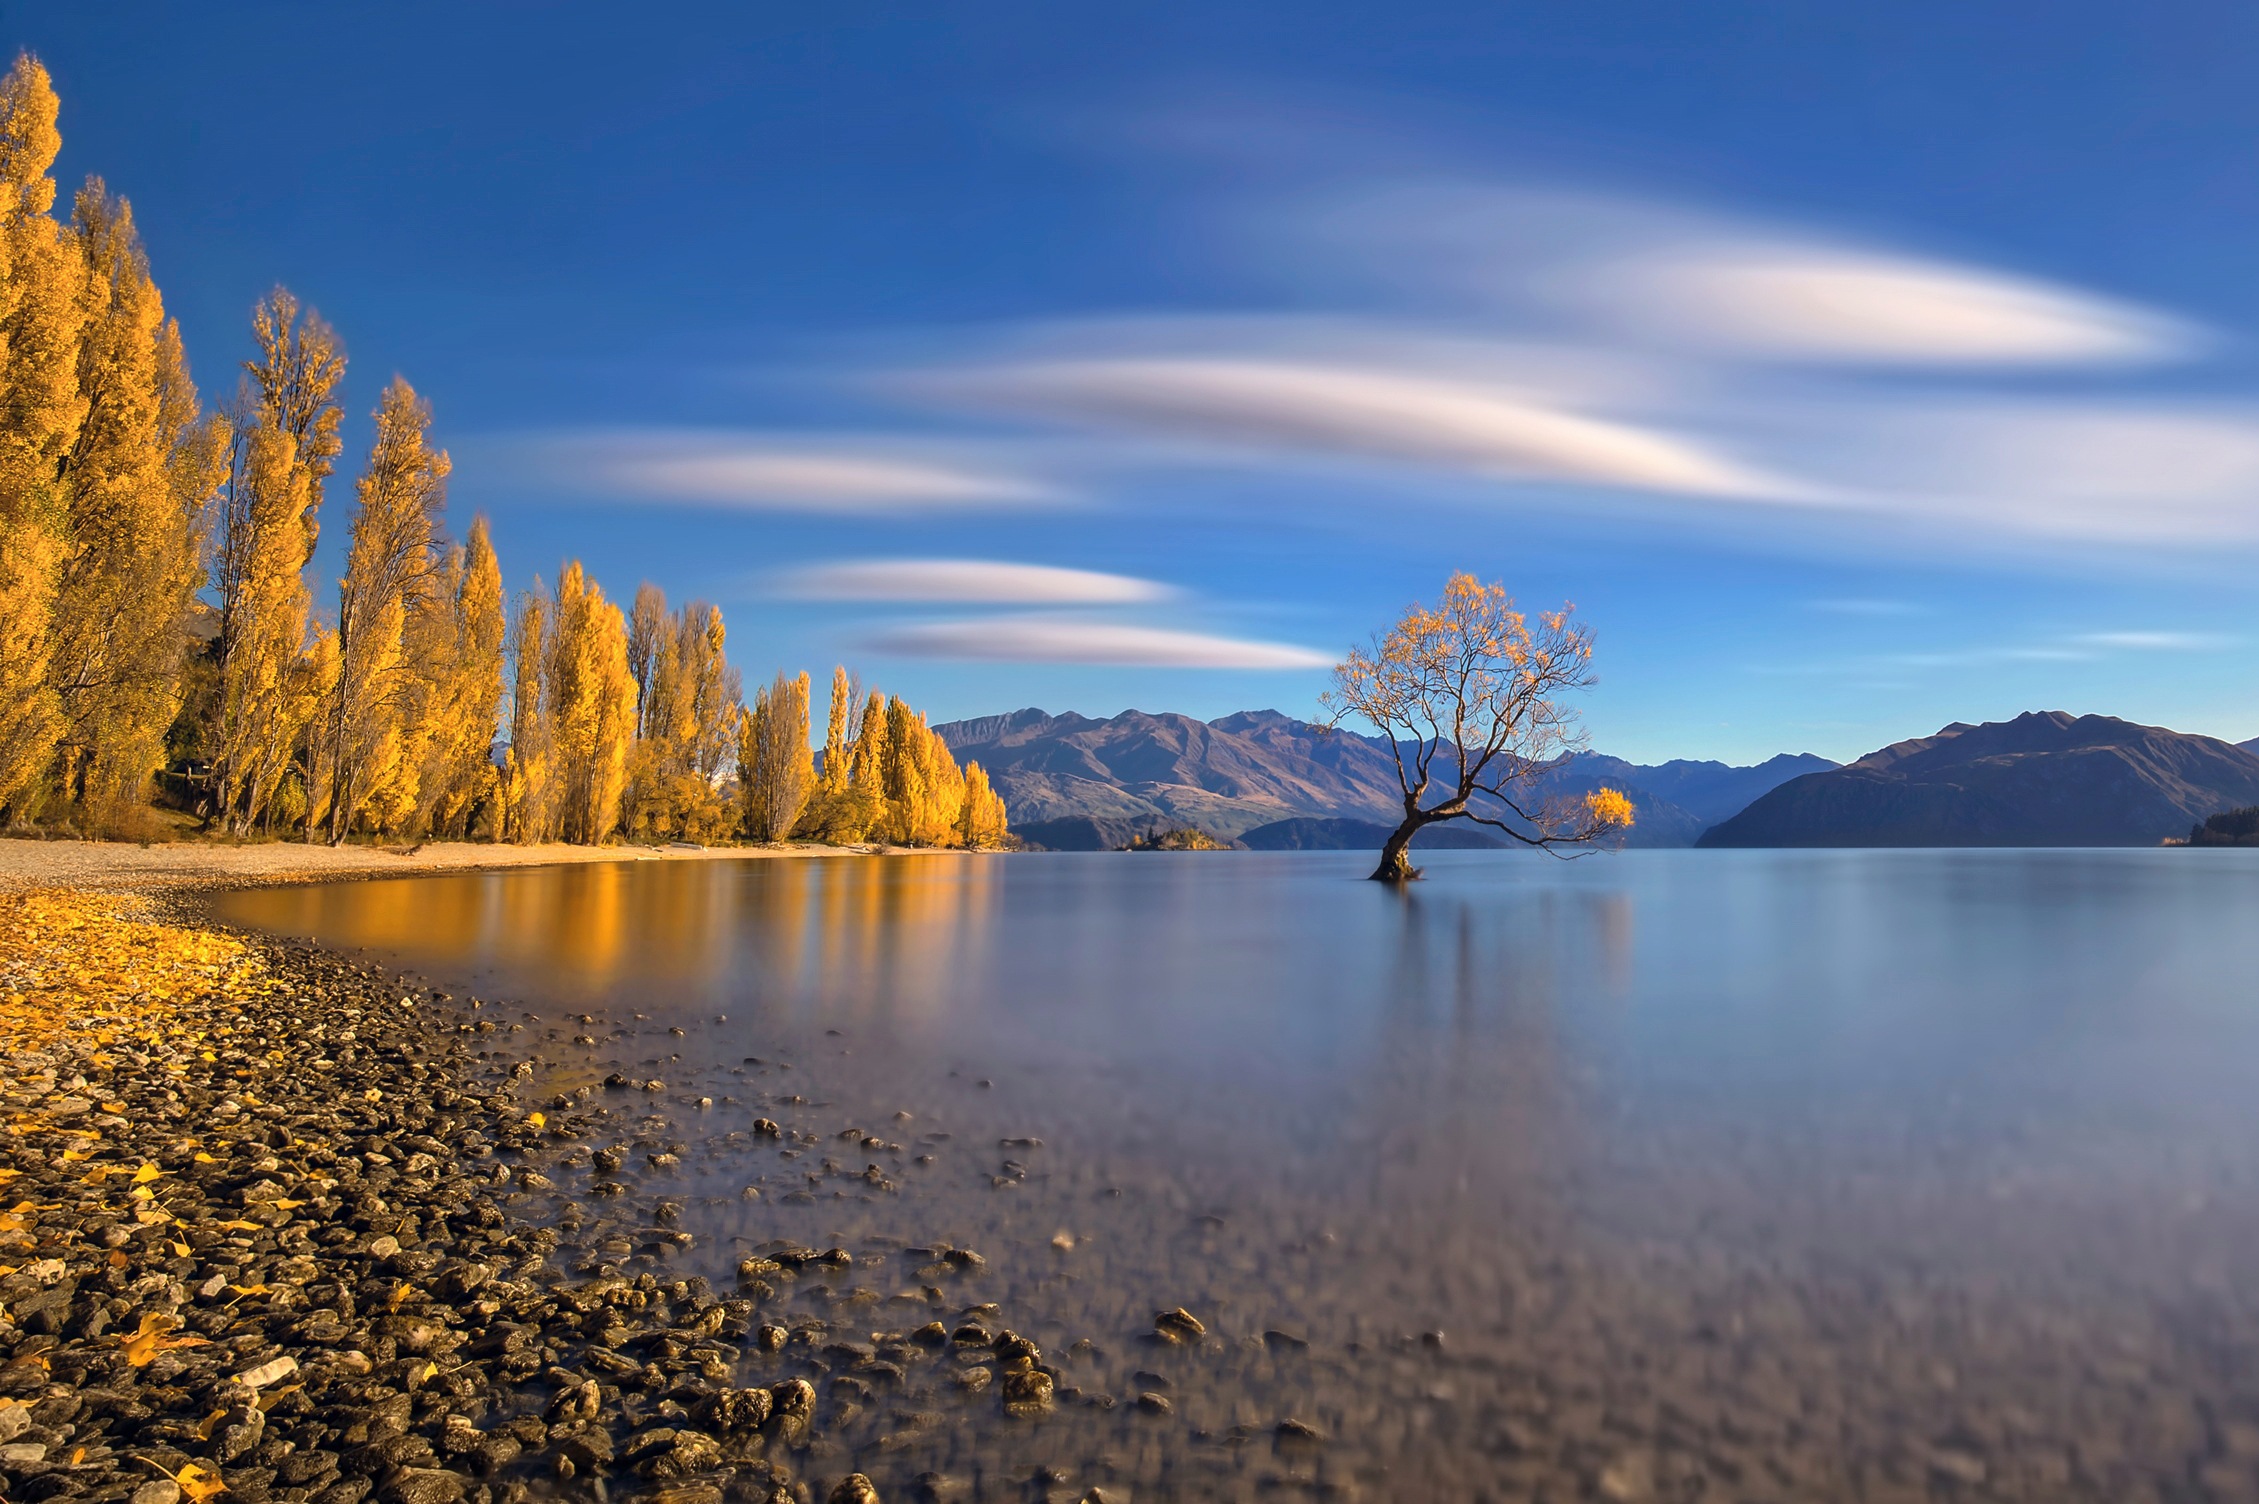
[1705,711,2259,848]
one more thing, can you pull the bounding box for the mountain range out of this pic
[1701,712,2259,847]
[931,708,1833,850]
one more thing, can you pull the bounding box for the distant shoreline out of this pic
[0,833,975,895]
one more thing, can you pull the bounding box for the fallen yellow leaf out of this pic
[193,1152,217,1164]
[121,1312,211,1366]
[172,1461,226,1502]
[527,1112,546,1129]
[132,1165,164,1184]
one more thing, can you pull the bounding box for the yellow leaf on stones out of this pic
[132,1165,163,1184]
[59,1150,89,1163]
[213,1219,260,1232]
[193,1152,217,1164]
[121,1312,210,1366]
[528,1112,545,1129]
[165,1459,226,1500]
[271,1199,303,1211]
[170,1241,190,1258]
[99,1103,125,1114]
[200,1053,217,1063]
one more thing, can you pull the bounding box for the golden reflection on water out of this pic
[230,854,1000,1016]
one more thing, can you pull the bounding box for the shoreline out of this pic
[0,836,976,898]
[0,883,1059,1504]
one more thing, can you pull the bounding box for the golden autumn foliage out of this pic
[1324,571,1622,881]
[509,562,640,845]
[0,60,1019,853]
[0,890,271,1074]
[739,671,814,841]
[1585,786,1635,829]
[213,290,343,834]
[326,377,449,841]
[787,670,1009,847]
[403,515,504,838]
[52,181,221,829]
[0,57,83,819]
[623,584,742,841]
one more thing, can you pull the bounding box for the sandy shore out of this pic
[0,835,878,895]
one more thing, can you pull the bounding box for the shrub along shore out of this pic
[0,885,1061,1504]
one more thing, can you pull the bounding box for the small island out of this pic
[1118,826,1237,851]
[2188,807,2259,846]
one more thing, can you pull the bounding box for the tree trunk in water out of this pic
[1371,820,1422,882]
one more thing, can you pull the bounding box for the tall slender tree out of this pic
[626,581,667,737]
[0,56,86,820]
[211,288,343,831]
[739,670,812,842]
[959,761,1009,847]
[46,180,218,826]
[501,585,554,842]
[546,561,637,844]
[407,515,504,837]
[326,377,448,841]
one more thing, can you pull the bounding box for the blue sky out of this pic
[24,2,2259,763]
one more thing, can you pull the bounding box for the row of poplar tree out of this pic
[0,56,1009,850]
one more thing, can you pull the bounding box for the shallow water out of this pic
[214,849,2259,1502]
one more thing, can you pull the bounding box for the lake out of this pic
[212,848,2259,1502]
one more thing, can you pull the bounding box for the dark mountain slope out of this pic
[1700,712,2259,847]
[936,708,1827,845]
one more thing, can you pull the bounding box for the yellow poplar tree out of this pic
[0,56,86,819]
[327,377,448,841]
[47,180,217,827]
[408,515,504,837]
[547,561,636,844]
[793,666,869,842]
[738,670,812,842]
[820,666,851,797]
[501,586,554,842]
[620,586,742,841]
[212,288,343,832]
[959,761,1009,847]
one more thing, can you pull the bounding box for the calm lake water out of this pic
[214,849,2259,1502]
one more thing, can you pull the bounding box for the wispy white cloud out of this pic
[1799,404,2259,544]
[939,355,1804,500]
[1588,241,2189,368]
[508,431,1060,511]
[866,616,1335,669]
[1752,626,2236,676]
[1304,183,2199,368]
[774,558,1174,604]
[2075,629,2237,651]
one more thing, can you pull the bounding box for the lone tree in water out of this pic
[1323,573,1633,882]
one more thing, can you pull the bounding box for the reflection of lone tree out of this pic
[1323,573,1633,883]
